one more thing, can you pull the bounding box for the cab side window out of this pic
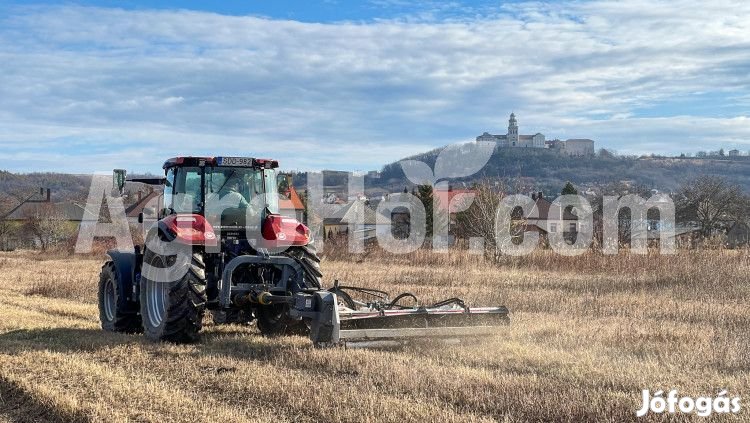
[263,170,279,213]
[162,168,176,216]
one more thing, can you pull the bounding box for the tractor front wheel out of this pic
[139,247,207,343]
[98,261,142,333]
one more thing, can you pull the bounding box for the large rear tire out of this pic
[139,247,207,343]
[98,261,142,333]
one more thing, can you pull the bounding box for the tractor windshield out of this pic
[167,166,279,215]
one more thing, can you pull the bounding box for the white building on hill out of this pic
[561,138,595,156]
[477,113,595,156]
[477,113,545,148]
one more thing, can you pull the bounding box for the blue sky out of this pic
[11,1,518,22]
[1,0,749,173]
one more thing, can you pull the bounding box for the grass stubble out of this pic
[0,249,747,422]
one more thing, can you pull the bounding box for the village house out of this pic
[1,188,98,249]
[318,200,382,242]
[522,192,581,239]
[279,184,306,223]
[727,221,749,248]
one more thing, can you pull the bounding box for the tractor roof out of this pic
[162,156,279,169]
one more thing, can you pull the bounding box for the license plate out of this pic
[217,157,254,167]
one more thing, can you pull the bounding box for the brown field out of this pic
[0,249,748,422]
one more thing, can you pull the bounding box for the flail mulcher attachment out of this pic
[291,282,510,347]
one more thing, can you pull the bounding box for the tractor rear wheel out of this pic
[98,262,141,333]
[139,247,207,343]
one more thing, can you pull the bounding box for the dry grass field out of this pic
[0,248,748,422]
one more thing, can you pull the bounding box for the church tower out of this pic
[507,112,519,146]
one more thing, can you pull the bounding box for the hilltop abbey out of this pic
[477,113,595,156]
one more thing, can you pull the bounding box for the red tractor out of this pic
[99,156,508,346]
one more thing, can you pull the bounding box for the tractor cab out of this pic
[161,156,279,216]
[155,157,308,251]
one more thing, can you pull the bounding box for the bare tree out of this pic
[454,179,507,254]
[22,203,68,251]
[676,175,749,237]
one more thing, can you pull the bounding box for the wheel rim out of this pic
[146,256,169,329]
[103,278,116,322]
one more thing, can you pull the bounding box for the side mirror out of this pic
[139,207,156,224]
[113,169,127,195]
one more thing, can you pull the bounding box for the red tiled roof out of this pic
[435,189,476,214]
[279,186,305,211]
[526,196,579,221]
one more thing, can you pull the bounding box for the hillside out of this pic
[0,171,91,202]
[374,147,750,194]
[3,150,750,204]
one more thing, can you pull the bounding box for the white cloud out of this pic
[0,1,749,173]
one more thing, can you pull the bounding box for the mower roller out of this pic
[297,283,509,346]
[98,156,509,347]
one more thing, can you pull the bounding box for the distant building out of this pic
[562,139,596,156]
[544,139,565,150]
[434,187,477,245]
[434,188,476,215]
[279,184,306,222]
[319,200,383,242]
[1,188,98,249]
[727,221,749,248]
[3,189,97,224]
[728,149,740,157]
[478,113,594,155]
[523,192,581,238]
[477,113,545,148]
